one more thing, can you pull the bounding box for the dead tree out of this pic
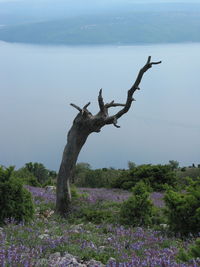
[56,56,161,216]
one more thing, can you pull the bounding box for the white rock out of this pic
[49,252,61,260]
[86,259,105,267]
[45,186,56,192]
[99,246,106,251]
[0,227,4,235]
[38,234,50,240]
[160,223,168,229]
[35,258,48,266]
[107,257,116,263]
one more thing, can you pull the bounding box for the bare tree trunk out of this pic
[56,114,90,215]
[56,57,161,216]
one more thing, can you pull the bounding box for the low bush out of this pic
[164,179,200,236]
[119,181,154,227]
[112,164,177,191]
[11,167,41,187]
[0,166,34,224]
[178,238,200,262]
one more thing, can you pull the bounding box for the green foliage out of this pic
[164,180,200,236]
[0,166,34,224]
[25,162,49,184]
[42,178,55,188]
[120,181,154,227]
[68,191,121,225]
[189,238,200,258]
[71,185,82,199]
[0,165,15,182]
[112,164,177,191]
[11,163,57,187]
[176,166,200,189]
[178,238,200,262]
[169,160,179,170]
[23,162,57,186]
[11,167,41,187]
[128,161,136,170]
[177,166,200,179]
[80,208,112,224]
[74,163,123,188]
[72,201,121,224]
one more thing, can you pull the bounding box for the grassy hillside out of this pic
[1,185,200,266]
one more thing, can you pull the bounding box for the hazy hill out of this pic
[0,1,200,45]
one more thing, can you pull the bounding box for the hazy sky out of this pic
[0,42,200,170]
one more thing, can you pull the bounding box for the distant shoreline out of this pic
[1,40,200,48]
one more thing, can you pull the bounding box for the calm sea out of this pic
[0,41,200,169]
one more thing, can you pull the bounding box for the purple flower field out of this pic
[26,185,165,207]
[80,188,165,208]
[0,186,198,266]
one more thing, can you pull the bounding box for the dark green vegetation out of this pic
[1,161,200,265]
[111,164,177,191]
[1,2,200,45]
[164,177,200,236]
[11,162,57,187]
[119,181,154,227]
[178,238,200,262]
[72,161,200,238]
[0,166,34,225]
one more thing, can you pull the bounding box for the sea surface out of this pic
[0,41,200,170]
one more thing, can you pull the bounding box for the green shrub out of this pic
[120,181,154,226]
[178,238,200,262]
[164,182,200,236]
[112,164,177,191]
[25,162,49,185]
[121,181,135,190]
[42,178,55,187]
[71,185,81,199]
[68,191,121,224]
[0,166,34,224]
[74,163,123,188]
[11,167,41,187]
[81,208,112,224]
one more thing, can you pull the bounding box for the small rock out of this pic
[49,252,61,260]
[35,258,48,266]
[160,223,168,229]
[71,223,84,232]
[99,246,105,251]
[38,233,50,240]
[73,229,80,234]
[43,209,54,218]
[86,259,105,267]
[107,257,116,263]
[45,185,56,192]
[0,227,4,235]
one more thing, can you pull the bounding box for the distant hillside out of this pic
[0,3,200,45]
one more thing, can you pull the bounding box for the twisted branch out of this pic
[105,56,161,125]
[70,56,161,131]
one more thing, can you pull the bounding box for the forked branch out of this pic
[105,56,161,125]
[71,56,161,130]
[70,102,91,117]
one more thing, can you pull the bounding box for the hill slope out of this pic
[0,2,200,45]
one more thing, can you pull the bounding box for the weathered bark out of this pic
[56,56,161,216]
